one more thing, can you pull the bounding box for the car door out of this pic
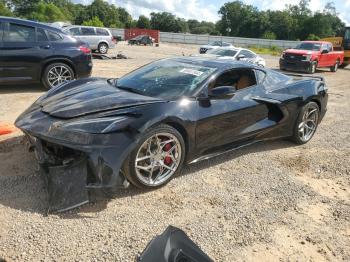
[195,68,270,152]
[319,43,332,67]
[0,22,52,83]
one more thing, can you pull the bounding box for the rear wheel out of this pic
[330,60,339,72]
[42,62,74,90]
[123,125,185,189]
[98,43,108,54]
[291,102,320,144]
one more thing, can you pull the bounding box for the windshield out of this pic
[208,49,238,57]
[295,42,321,51]
[115,60,216,99]
[208,41,221,46]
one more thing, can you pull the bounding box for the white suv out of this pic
[63,26,116,54]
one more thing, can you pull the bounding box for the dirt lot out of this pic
[0,42,349,261]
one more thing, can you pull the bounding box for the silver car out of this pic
[204,47,266,67]
[63,26,116,54]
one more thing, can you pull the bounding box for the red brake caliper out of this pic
[163,143,173,165]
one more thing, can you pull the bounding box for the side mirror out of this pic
[209,86,236,99]
[321,49,329,54]
[236,54,245,60]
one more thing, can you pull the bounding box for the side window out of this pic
[211,69,257,90]
[37,28,48,42]
[255,70,266,84]
[7,23,35,42]
[69,27,81,36]
[81,27,95,35]
[47,31,62,41]
[240,50,256,58]
[327,43,332,52]
[96,28,109,36]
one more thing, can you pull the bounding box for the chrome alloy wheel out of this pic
[47,65,73,88]
[298,106,319,142]
[135,133,182,186]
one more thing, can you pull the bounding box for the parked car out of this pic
[202,47,266,67]
[199,41,233,54]
[16,57,328,211]
[280,41,344,73]
[63,25,116,54]
[128,35,154,46]
[0,16,92,90]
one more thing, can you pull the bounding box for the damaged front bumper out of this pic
[25,131,133,212]
[25,133,132,212]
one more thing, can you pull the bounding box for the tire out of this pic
[98,43,108,54]
[123,124,185,189]
[308,61,317,74]
[330,60,339,72]
[291,102,320,145]
[41,62,74,90]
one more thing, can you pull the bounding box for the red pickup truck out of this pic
[279,41,344,74]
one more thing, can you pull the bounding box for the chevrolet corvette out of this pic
[15,57,328,212]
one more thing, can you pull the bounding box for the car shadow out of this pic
[0,83,44,94]
[0,134,296,218]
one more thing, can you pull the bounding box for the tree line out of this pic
[0,0,346,40]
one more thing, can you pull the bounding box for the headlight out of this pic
[303,54,312,60]
[52,116,134,134]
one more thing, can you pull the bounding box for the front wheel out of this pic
[308,61,317,74]
[330,60,339,72]
[123,125,185,189]
[291,102,320,145]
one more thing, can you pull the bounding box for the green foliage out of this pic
[248,45,283,56]
[306,34,320,40]
[262,31,277,40]
[217,0,345,40]
[0,1,12,16]
[28,2,67,22]
[137,15,150,29]
[82,16,104,27]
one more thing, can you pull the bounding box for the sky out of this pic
[73,0,350,25]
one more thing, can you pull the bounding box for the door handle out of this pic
[40,45,51,49]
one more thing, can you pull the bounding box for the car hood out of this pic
[38,78,165,119]
[284,49,318,55]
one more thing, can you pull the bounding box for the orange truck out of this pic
[322,26,350,68]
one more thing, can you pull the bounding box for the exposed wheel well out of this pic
[164,121,189,154]
[310,99,321,111]
[98,41,109,48]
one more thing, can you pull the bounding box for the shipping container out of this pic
[124,28,160,43]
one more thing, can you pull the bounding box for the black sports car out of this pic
[15,57,328,212]
[128,35,154,46]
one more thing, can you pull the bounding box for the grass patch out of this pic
[248,45,283,56]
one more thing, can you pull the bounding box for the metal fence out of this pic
[109,28,299,49]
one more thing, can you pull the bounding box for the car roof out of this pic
[0,16,64,33]
[169,56,258,70]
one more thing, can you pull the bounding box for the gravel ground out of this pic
[0,42,349,261]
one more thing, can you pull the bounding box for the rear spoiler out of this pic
[281,72,325,82]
